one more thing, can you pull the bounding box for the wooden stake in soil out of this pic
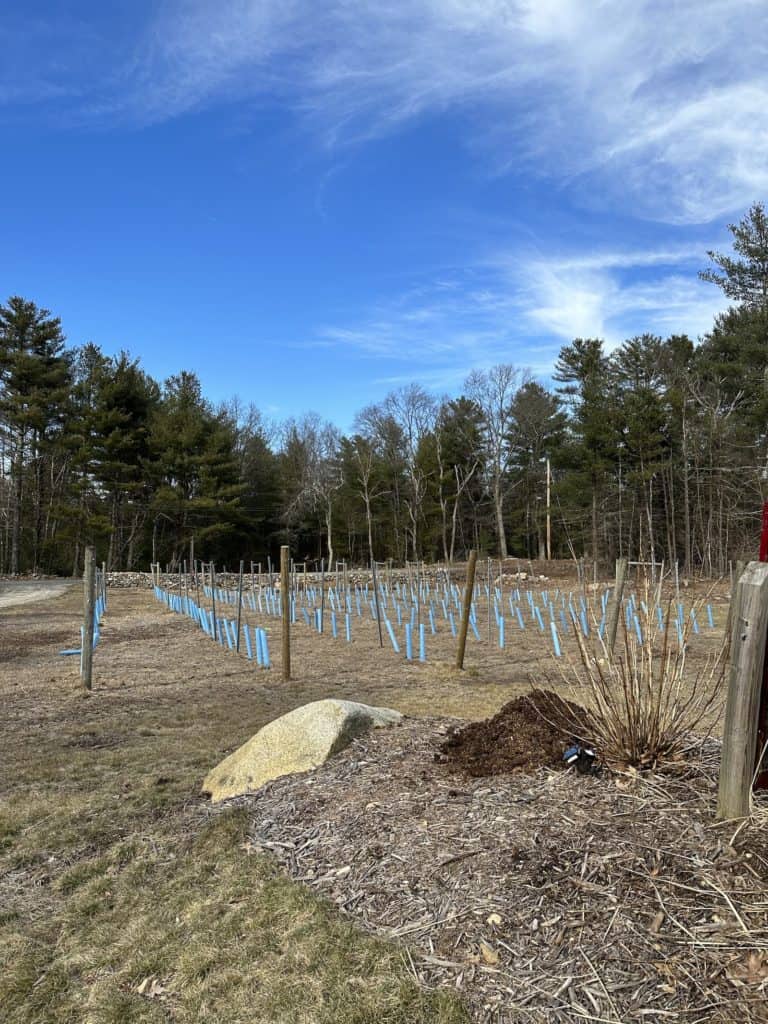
[456,550,478,670]
[81,545,96,691]
[211,562,218,643]
[371,557,384,648]
[236,560,244,653]
[606,557,628,657]
[281,545,291,680]
[320,558,325,634]
[717,561,768,819]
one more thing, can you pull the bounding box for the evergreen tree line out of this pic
[2,205,767,576]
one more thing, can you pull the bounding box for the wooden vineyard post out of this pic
[211,562,218,643]
[235,560,244,653]
[727,559,746,642]
[606,557,628,657]
[717,562,768,819]
[456,550,478,670]
[281,545,291,681]
[81,546,96,691]
[371,557,384,648]
[320,559,325,634]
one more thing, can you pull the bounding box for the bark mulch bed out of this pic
[243,717,768,1024]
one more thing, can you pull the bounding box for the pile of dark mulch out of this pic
[439,688,592,776]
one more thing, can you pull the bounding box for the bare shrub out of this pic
[553,588,728,770]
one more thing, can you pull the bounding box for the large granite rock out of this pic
[202,699,402,802]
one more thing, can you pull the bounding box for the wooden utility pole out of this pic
[546,457,551,560]
[606,557,628,656]
[81,546,96,691]
[717,562,768,819]
[456,550,478,670]
[281,545,291,680]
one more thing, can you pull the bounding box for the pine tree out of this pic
[0,297,70,573]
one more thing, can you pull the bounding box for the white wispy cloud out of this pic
[115,0,768,223]
[313,244,727,384]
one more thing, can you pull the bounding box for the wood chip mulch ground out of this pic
[242,712,768,1024]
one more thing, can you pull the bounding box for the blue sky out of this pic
[2,1,766,430]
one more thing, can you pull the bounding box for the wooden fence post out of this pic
[81,546,96,691]
[371,557,383,648]
[606,557,628,656]
[281,545,291,681]
[717,561,768,819]
[726,559,746,642]
[235,560,244,653]
[455,550,478,670]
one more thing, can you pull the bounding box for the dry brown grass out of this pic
[0,585,469,1024]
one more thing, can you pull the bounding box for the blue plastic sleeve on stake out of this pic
[707,604,714,628]
[261,630,271,668]
[657,606,664,629]
[449,611,456,637]
[516,607,525,630]
[690,610,700,634]
[331,611,338,638]
[580,609,589,637]
[499,617,505,649]
[385,619,400,653]
[429,607,436,635]
[244,625,253,660]
[396,604,402,626]
[535,607,545,631]
[633,614,643,644]
[550,621,561,656]
[345,613,351,642]
[405,623,413,660]
[419,623,426,662]
[470,619,481,641]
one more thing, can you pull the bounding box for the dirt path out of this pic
[0,579,75,610]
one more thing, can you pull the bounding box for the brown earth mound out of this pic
[439,688,592,776]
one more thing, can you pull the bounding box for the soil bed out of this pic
[244,719,768,1024]
[439,690,592,776]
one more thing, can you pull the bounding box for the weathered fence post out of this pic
[371,557,383,648]
[235,560,244,653]
[726,559,746,642]
[210,562,218,643]
[281,545,291,681]
[717,561,768,819]
[456,550,478,670]
[81,546,96,691]
[606,557,628,656]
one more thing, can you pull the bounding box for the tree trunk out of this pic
[325,499,334,572]
[493,478,507,559]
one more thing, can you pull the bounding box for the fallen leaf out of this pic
[480,942,499,965]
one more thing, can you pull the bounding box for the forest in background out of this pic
[1,204,767,577]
